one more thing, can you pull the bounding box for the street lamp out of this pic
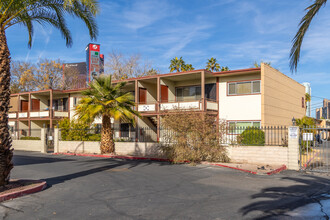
[292,117,296,126]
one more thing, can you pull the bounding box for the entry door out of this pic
[139,88,147,104]
[31,99,40,111]
[161,85,168,102]
[21,100,28,112]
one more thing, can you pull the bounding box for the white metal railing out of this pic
[206,101,218,110]
[54,111,69,117]
[160,101,201,110]
[138,104,156,112]
[8,112,17,119]
[30,111,49,118]
[18,112,28,118]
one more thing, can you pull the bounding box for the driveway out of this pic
[0,151,329,219]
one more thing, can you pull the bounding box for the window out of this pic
[176,86,201,101]
[120,123,130,138]
[228,80,260,95]
[228,121,261,134]
[73,97,77,106]
[205,83,216,100]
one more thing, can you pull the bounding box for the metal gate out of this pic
[300,127,330,173]
[46,128,54,152]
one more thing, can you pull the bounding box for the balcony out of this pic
[18,112,28,118]
[54,111,69,118]
[8,112,17,119]
[137,99,218,113]
[30,111,50,118]
[138,103,157,112]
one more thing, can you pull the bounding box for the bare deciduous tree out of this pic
[105,50,159,80]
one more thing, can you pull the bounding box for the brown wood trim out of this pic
[201,71,205,111]
[68,93,71,119]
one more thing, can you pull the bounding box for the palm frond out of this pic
[290,0,327,72]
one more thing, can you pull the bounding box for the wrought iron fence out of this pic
[57,125,288,146]
[219,126,288,146]
[9,129,42,140]
[300,126,330,173]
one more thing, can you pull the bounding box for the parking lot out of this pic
[0,151,329,219]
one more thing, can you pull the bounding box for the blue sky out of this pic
[6,0,330,115]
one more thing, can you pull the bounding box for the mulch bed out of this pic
[0,179,42,196]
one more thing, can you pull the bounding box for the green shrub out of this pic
[87,134,101,141]
[20,136,41,140]
[59,118,96,141]
[239,127,265,146]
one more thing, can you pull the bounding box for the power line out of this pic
[311,95,329,100]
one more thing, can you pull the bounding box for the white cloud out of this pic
[122,0,171,31]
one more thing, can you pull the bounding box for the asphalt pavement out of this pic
[0,151,329,219]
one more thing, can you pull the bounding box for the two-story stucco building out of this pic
[9,63,305,141]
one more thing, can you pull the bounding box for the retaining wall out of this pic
[226,146,288,165]
[12,140,44,152]
[57,141,164,157]
[13,140,290,166]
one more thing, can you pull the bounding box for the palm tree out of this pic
[75,75,140,154]
[221,66,230,72]
[252,61,271,68]
[169,57,186,72]
[305,92,311,114]
[206,57,220,72]
[0,0,99,186]
[290,0,327,72]
[182,63,194,71]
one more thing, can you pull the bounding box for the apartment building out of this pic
[9,63,306,141]
[316,99,330,119]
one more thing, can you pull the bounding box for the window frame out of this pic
[227,80,261,96]
[175,85,202,102]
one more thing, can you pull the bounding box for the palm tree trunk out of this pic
[100,114,115,154]
[0,29,13,186]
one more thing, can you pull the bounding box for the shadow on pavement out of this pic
[240,174,330,219]
[13,155,74,166]
[44,159,169,187]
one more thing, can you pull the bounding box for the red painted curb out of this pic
[202,162,258,174]
[0,180,47,202]
[266,165,287,175]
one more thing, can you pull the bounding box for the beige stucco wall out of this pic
[161,79,175,102]
[10,96,18,112]
[138,81,157,103]
[261,64,305,126]
[31,94,49,110]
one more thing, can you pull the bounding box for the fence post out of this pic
[54,128,59,153]
[40,128,47,153]
[288,126,300,170]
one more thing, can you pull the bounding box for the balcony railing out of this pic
[30,111,50,118]
[137,99,218,113]
[8,112,17,119]
[18,112,28,118]
[54,111,69,118]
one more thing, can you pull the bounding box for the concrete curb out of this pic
[0,180,47,202]
[53,153,287,175]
